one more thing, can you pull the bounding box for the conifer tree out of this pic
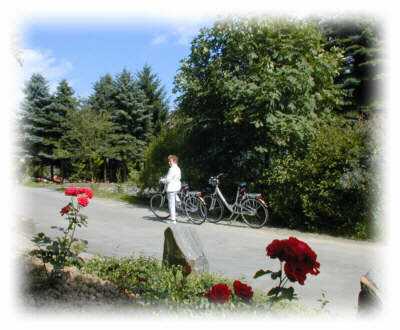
[48,79,79,178]
[320,17,382,119]
[20,73,53,177]
[111,69,152,179]
[137,64,169,135]
[89,74,116,113]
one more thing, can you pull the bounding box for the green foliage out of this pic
[319,17,383,118]
[56,106,115,181]
[139,116,188,189]
[83,256,229,304]
[89,74,116,114]
[140,16,379,239]
[264,116,374,238]
[81,255,325,315]
[48,80,79,177]
[20,74,54,175]
[113,69,152,144]
[137,64,169,134]
[172,17,344,192]
[20,66,168,183]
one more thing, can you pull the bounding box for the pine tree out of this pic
[137,64,169,135]
[320,17,382,119]
[20,73,53,177]
[49,80,79,178]
[110,69,152,179]
[89,74,116,113]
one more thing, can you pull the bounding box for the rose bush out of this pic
[255,237,320,301]
[30,187,93,279]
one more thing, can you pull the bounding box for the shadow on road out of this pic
[142,214,250,229]
[141,215,164,223]
[209,220,248,229]
[141,215,207,227]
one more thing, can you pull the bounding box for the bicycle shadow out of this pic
[141,215,201,226]
[142,215,165,223]
[206,220,248,228]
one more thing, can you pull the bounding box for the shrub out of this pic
[82,256,229,305]
[265,117,375,238]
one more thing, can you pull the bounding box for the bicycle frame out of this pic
[208,176,267,220]
[211,185,242,214]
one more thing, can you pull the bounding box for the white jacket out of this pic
[161,163,181,192]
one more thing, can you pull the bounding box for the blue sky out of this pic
[21,18,214,108]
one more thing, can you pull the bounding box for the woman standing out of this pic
[160,155,181,224]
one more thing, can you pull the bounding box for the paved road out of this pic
[14,186,384,316]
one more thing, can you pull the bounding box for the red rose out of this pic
[286,237,320,275]
[77,195,89,207]
[205,283,231,304]
[284,261,308,285]
[78,187,93,199]
[266,237,320,285]
[65,187,79,196]
[60,204,71,216]
[266,239,286,262]
[233,280,253,301]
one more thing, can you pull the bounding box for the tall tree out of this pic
[319,17,383,119]
[88,74,116,114]
[173,18,344,188]
[137,64,169,135]
[57,106,115,181]
[48,79,79,178]
[110,69,152,179]
[20,73,53,177]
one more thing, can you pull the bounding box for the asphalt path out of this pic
[14,186,384,316]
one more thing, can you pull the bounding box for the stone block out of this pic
[162,226,209,274]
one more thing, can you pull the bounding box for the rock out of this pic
[162,226,209,274]
[358,270,382,316]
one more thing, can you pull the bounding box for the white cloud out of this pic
[19,48,73,92]
[149,19,211,48]
[151,34,168,45]
[172,24,203,46]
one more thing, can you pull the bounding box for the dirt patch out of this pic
[17,256,140,312]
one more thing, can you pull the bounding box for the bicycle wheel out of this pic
[184,195,207,225]
[240,198,268,229]
[150,193,170,219]
[204,195,224,223]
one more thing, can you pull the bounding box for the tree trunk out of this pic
[50,164,54,181]
[89,160,94,182]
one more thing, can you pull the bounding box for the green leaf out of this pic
[253,269,272,279]
[280,287,297,301]
[267,287,281,296]
[271,270,282,280]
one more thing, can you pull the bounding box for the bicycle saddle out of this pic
[237,182,247,188]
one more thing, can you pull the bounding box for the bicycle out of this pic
[150,181,207,225]
[203,173,269,229]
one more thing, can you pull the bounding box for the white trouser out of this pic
[167,192,180,220]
